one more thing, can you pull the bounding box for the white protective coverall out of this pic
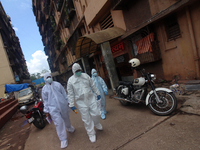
[42,73,74,142]
[91,69,108,119]
[67,63,101,136]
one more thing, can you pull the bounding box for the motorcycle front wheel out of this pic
[148,91,177,116]
[33,114,46,129]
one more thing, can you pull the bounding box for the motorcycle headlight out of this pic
[150,74,156,80]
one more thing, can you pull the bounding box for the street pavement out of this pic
[24,85,200,150]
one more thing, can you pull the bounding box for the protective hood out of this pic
[44,72,52,84]
[91,69,98,77]
[72,63,82,74]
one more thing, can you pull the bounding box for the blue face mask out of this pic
[75,71,82,77]
[93,73,98,77]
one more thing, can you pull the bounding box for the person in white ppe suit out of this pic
[42,73,75,149]
[67,63,103,143]
[91,69,108,120]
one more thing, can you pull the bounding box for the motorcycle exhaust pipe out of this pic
[113,97,132,103]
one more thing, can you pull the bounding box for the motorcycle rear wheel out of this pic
[148,91,177,116]
[33,115,46,129]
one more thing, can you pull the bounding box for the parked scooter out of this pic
[20,98,46,129]
[114,58,177,116]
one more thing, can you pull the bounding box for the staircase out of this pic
[0,99,18,129]
[183,80,200,91]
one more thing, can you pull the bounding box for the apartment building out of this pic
[0,2,30,97]
[33,0,200,90]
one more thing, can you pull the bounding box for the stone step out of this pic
[185,80,200,84]
[0,102,18,129]
[176,80,200,91]
[185,84,200,91]
[0,100,18,114]
[0,99,14,108]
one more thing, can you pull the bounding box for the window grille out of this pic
[100,13,114,30]
[130,26,161,64]
[165,15,181,41]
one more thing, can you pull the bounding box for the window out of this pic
[100,13,114,30]
[19,88,32,98]
[165,15,181,41]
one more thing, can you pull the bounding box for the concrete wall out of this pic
[149,0,180,16]
[0,34,15,97]
[146,0,200,80]
[190,1,200,76]
[123,0,151,31]
[111,10,126,31]
[155,8,197,80]
[84,0,110,26]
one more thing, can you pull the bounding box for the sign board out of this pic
[111,42,124,53]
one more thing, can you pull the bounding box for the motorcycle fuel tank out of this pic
[133,77,145,86]
[122,87,129,95]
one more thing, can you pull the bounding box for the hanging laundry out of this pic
[135,33,154,54]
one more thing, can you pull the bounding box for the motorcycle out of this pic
[20,98,46,129]
[114,58,177,116]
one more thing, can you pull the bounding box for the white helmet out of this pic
[129,58,140,67]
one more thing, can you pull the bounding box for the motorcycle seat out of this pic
[119,81,133,86]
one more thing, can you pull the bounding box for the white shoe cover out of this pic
[89,135,96,143]
[95,123,103,130]
[67,125,75,133]
[61,140,68,149]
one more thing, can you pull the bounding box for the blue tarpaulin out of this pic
[32,78,45,85]
[5,83,29,93]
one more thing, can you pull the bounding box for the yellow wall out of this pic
[0,34,15,97]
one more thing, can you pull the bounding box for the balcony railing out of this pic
[134,40,161,64]
[54,0,64,11]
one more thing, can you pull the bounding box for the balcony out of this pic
[63,0,75,20]
[62,14,70,28]
[54,0,64,12]
[54,34,65,51]
[43,0,51,15]
[68,7,75,20]
[61,56,67,64]
[44,45,49,56]
[50,15,56,31]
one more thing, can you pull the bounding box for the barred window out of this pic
[165,15,181,41]
[100,13,114,30]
